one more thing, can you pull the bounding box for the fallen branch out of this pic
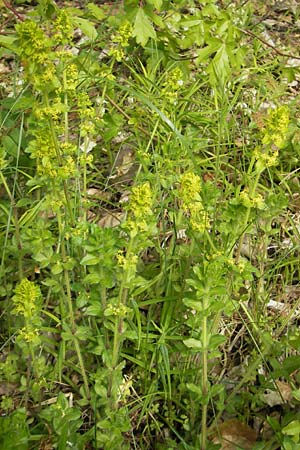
[3,0,25,22]
[239,27,300,61]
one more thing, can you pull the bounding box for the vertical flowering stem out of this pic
[42,93,74,225]
[201,293,209,450]
[57,211,90,399]
[0,171,23,280]
[235,162,263,262]
[62,69,69,142]
[108,239,134,409]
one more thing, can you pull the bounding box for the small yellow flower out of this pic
[12,278,41,319]
[129,182,153,220]
[18,326,40,345]
[179,171,202,207]
[239,189,265,209]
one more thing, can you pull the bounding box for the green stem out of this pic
[63,69,69,141]
[62,241,90,399]
[56,209,90,399]
[201,295,209,450]
[108,239,134,406]
[235,164,263,262]
[43,93,74,225]
[0,171,23,280]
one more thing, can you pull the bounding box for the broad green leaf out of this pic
[282,420,300,437]
[86,303,102,316]
[186,383,202,396]
[209,334,227,349]
[133,8,156,47]
[83,273,102,284]
[72,17,97,40]
[51,262,63,275]
[183,298,203,312]
[0,35,17,51]
[147,0,162,10]
[86,3,106,20]
[196,43,219,64]
[80,254,100,266]
[211,43,230,81]
[183,338,202,349]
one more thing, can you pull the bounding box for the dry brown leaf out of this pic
[97,211,125,228]
[0,382,18,396]
[263,380,292,407]
[212,419,257,450]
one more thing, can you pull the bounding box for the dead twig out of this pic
[3,0,25,22]
[239,27,300,61]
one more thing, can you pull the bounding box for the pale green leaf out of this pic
[282,420,300,437]
[0,35,17,52]
[80,254,100,266]
[147,0,163,10]
[183,298,202,312]
[133,8,156,47]
[87,3,106,20]
[183,338,202,349]
[83,273,102,284]
[72,17,97,40]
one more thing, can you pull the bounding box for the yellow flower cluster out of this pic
[105,303,130,318]
[179,172,209,233]
[162,67,184,104]
[254,106,290,171]
[12,278,41,319]
[261,106,289,148]
[109,21,132,62]
[53,9,73,45]
[12,279,42,347]
[16,20,50,63]
[253,147,278,168]
[239,189,265,209]
[126,182,155,235]
[18,326,40,345]
[65,63,79,92]
[130,182,153,219]
[77,92,96,137]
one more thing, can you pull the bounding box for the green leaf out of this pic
[72,17,97,40]
[282,420,300,437]
[186,383,202,396]
[80,254,100,266]
[133,8,156,47]
[86,3,106,20]
[209,334,227,349]
[183,298,203,312]
[183,338,202,350]
[0,35,17,52]
[51,262,63,275]
[86,303,102,316]
[147,0,162,10]
[210,43,230,82]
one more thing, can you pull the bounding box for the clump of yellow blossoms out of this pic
[127,182,155,235]
[261,105,289,148]
[12,278,43,348]
[12,278,42,319]
[53,9,73,45]
[129,182,153,219]
[162,67,184,104]
[109,21,132,62]
[254,106,290,171]
[179,172,209,233]
[239,189,265,210]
